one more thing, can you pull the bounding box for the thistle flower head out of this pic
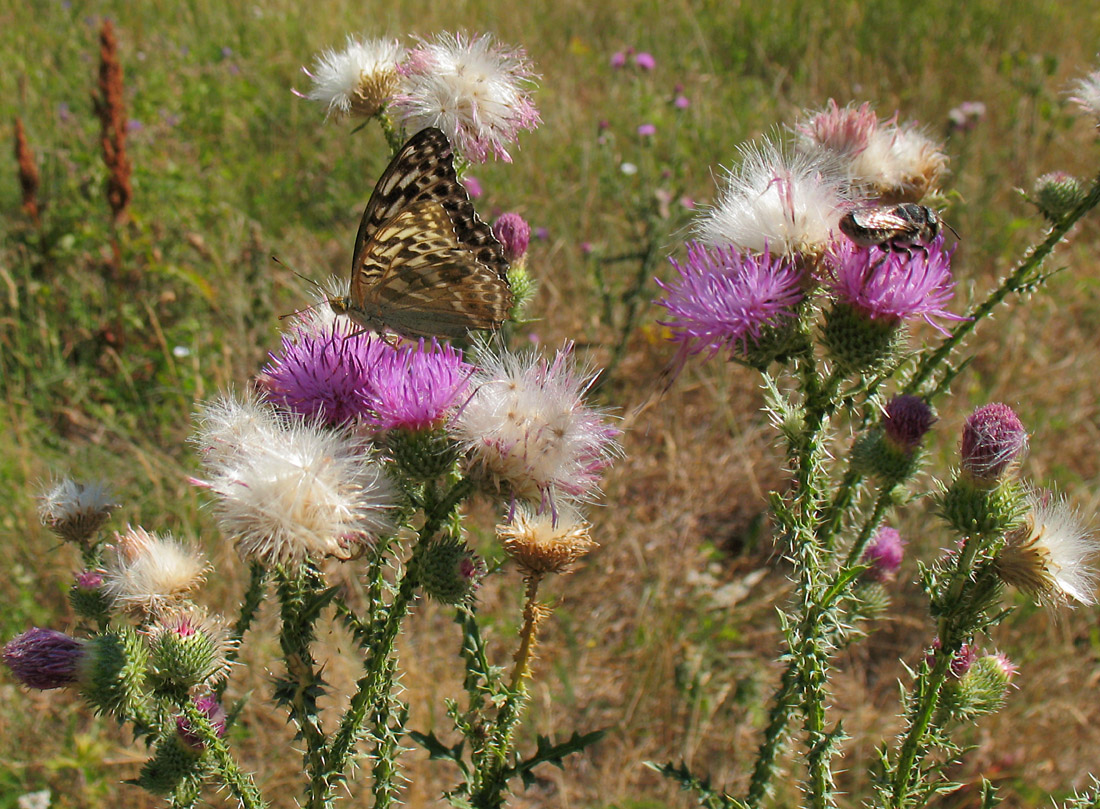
[883,395,936,451]
[195,394,396,566]
[960,403,1028,482]
[862,526,907,582]
[145,608,235,691]
[853,120,948,202]
[1069,65,1100,123]
[38,478,116,547]
[363,339,471,432]
[695,137,849,258]
[497,503,597,577]
[825,235,964,333]
[261,312,389,426]
[493,212,531,264]
[654,241,804,361]
[795,99,878,158]
[996,490,1098,606]
[1032,171,1086,222]
[102,526,208,616]
[419,536,486,604]
[946,101,986,133]
[451,342,620,513]
[3,628,87,690]
[299,36,403,119]
[393,32,540,163]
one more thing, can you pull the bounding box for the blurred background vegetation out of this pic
[2,1,1100,806]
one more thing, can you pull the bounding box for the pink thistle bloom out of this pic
[634,52,656,70]
[610,51,627,69]
[825,235,965,333]
[655,241,804,360]
[451,342,620,515]
[862,526,906,582]
[674,94,690,109]
[363,339,472,431]
[961,403,1028,481]
[637,123,657,137]
[3,628,87,690]
[950,643,977,678]
[1069,65,1100,122]
[883,394,935,451]
[493,212,530,263]
[796,99,878,158]
[393,32,540,163]
[261,315,391,426]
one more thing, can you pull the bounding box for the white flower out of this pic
[38,478,116,546]
[451,342,620,513]
[497,503,596,577]
[1069,65,1100,122]
[102,526,209,615]
[299,36,403,119]
[851,121,947,202]
[392,32,540,162]
[695,136,849,258]
[195,394,396,565]
[996,490,1099,606]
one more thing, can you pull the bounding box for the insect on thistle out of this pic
[326,126,514,340]
[838,202,958,254]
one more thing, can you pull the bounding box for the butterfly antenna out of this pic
[272,256,330,321]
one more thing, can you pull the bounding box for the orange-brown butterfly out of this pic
[327,126,513,339]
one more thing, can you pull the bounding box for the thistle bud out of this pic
[960,403,1027,484]
[938,651,1018,722]
[383,427,460,482]
[497,505,597,578]
[3,628,87,690]
[176,694,228,751]
[852,395,934,482]
[146,610,234,696]
[861,527,906,582]
[69,570,114,623]
[883,395,935,451]
[139,698,224,796]
[493,213,530,265]
[420,536,486,605]
[81,625,148,717]
[1032,172,1086,222]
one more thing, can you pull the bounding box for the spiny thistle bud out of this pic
[176,694,228,751]
[38,478,116,549]
[146,609,234,696]
[852,396,934,482]
[384,427,461,481]
[81,625,148,717]
[926,638,976,677]
[940,475,1026,539]
[1031,172,1086,222]
[497,504,597,578]
[820,301,906,376]
[861,526,906,582]
[493,212,530,265]
[3,628,87,690]
[960,403,1028,484]
[995,490,1098,606]
[938,651,1018,722]
[138,734,205,794]
[419,536,486,605]
[69,570,114,623]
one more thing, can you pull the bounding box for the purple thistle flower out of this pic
[462,175,483,199]
[862,526,906,582]
[961,402,1028,481]
[826,235,964,334]
[654,241,804,360]
[637,123,657,137]
[363,339,472,431]
[493,212,530,263]
[674,94,690,109]
[634,52,656,70]
[3,628,86,690]
[610,51,627,69]
[261,318,390,426]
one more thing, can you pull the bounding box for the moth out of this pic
[327,127,513,339]
[838,203,956,253]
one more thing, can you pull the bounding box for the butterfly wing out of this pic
[351,127,510,295]
[349,199,513,339]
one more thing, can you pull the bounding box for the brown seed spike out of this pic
[12,117,40,226]
[93,19,132,226]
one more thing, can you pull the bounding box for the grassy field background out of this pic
[3,1,1100,806]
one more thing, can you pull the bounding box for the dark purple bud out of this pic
[883,395,935,451]
[3,628,86,690]
[961,403,1027,481]
[493,213,530,263]
[862,527,906,582]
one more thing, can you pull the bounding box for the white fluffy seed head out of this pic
[195,394,397,566]
[302,36,403,119]
[695,136,850,258]
[102,525,209,616]
[38,478,116,546]
[850,122,948,202]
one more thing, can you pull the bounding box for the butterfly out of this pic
[328,126,514,339]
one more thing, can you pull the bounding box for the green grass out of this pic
[4,1,1100,806]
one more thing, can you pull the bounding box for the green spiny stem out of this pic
[745,664,800,806]
[471,575,544,809]
[324,478,471,798]
[275,567,331,809]
[906,169,1100,397]
[182,699,268,809]
[842,485,896,569]
[217,561,265,698]
[818,466,860,551]
[888,535,984,807]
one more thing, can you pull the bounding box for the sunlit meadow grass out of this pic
[3,1,1100,807]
